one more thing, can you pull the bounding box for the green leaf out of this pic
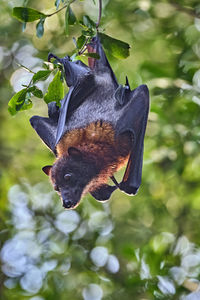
[19,96,33,111]
[81,29,94,37]
[82,15,96,29]
[65,6,76,36]
[99,33,130,59]
[26,86,36,93]
[13,7,46,22]
[36,18,45,38]
[32,70,51,83]
[65,7,69,36]
[8,89,27,115]
[77,35,86,49]
[79,20,87,30]
[31,86,43,98]
[44,71,64,105]
[83,53,100,59]
[68,6,76,25]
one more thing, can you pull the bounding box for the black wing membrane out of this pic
[30,101,60,154]
[116,84,149,195]
[55,87,74,146]
[91,184,117,201]
[30,115,58,154]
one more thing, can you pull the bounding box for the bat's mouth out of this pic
[62,197,81,210]
[62,199,73,209]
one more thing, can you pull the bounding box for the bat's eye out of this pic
[64,173,76,186]
[54,184,59,192]
[64,174,71,182]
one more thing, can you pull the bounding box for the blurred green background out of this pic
[1,0,200,299]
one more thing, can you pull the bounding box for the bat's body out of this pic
[56,120,131,200]
[30,36,149,209]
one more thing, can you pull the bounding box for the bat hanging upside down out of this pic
[30,35,149,209]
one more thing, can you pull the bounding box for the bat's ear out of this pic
[42,165,52,176]
[68,147,82,159]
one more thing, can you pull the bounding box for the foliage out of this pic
[9,0,130,114]
[1,0,200,299]
[2,182,200,300]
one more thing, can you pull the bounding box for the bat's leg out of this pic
[91,184,117,201]
[110,176,120,188]
[116,84,149,195]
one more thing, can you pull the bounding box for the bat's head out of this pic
[42,147,99,209]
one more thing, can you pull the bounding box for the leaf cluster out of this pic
[8,67,65,115]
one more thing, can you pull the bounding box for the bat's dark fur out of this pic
[30,35,149,209]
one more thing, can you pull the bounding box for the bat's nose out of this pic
[63,199,72,209]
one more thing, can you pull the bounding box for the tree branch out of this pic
[47,0,75,18]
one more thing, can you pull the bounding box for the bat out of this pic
[30,35,149,209]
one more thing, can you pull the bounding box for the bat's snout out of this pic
[63,199,73,209]
[61,190,80,209]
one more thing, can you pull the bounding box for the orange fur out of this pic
[56,120,131,192]
[56,121,116,157]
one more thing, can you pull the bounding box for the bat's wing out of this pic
[115,84,149,195]
[90,184,117,201]
[30,101,60,154]
[30,116,57,154]
[55,87,74,145]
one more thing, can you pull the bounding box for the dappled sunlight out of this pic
[82,284,103,300]
[1,182,120,298]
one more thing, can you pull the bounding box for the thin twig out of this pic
[47,4,68,17]
[16,62,36,74]
[96,0,102,30]
[171,2,200,19]
[47,0,75,17]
